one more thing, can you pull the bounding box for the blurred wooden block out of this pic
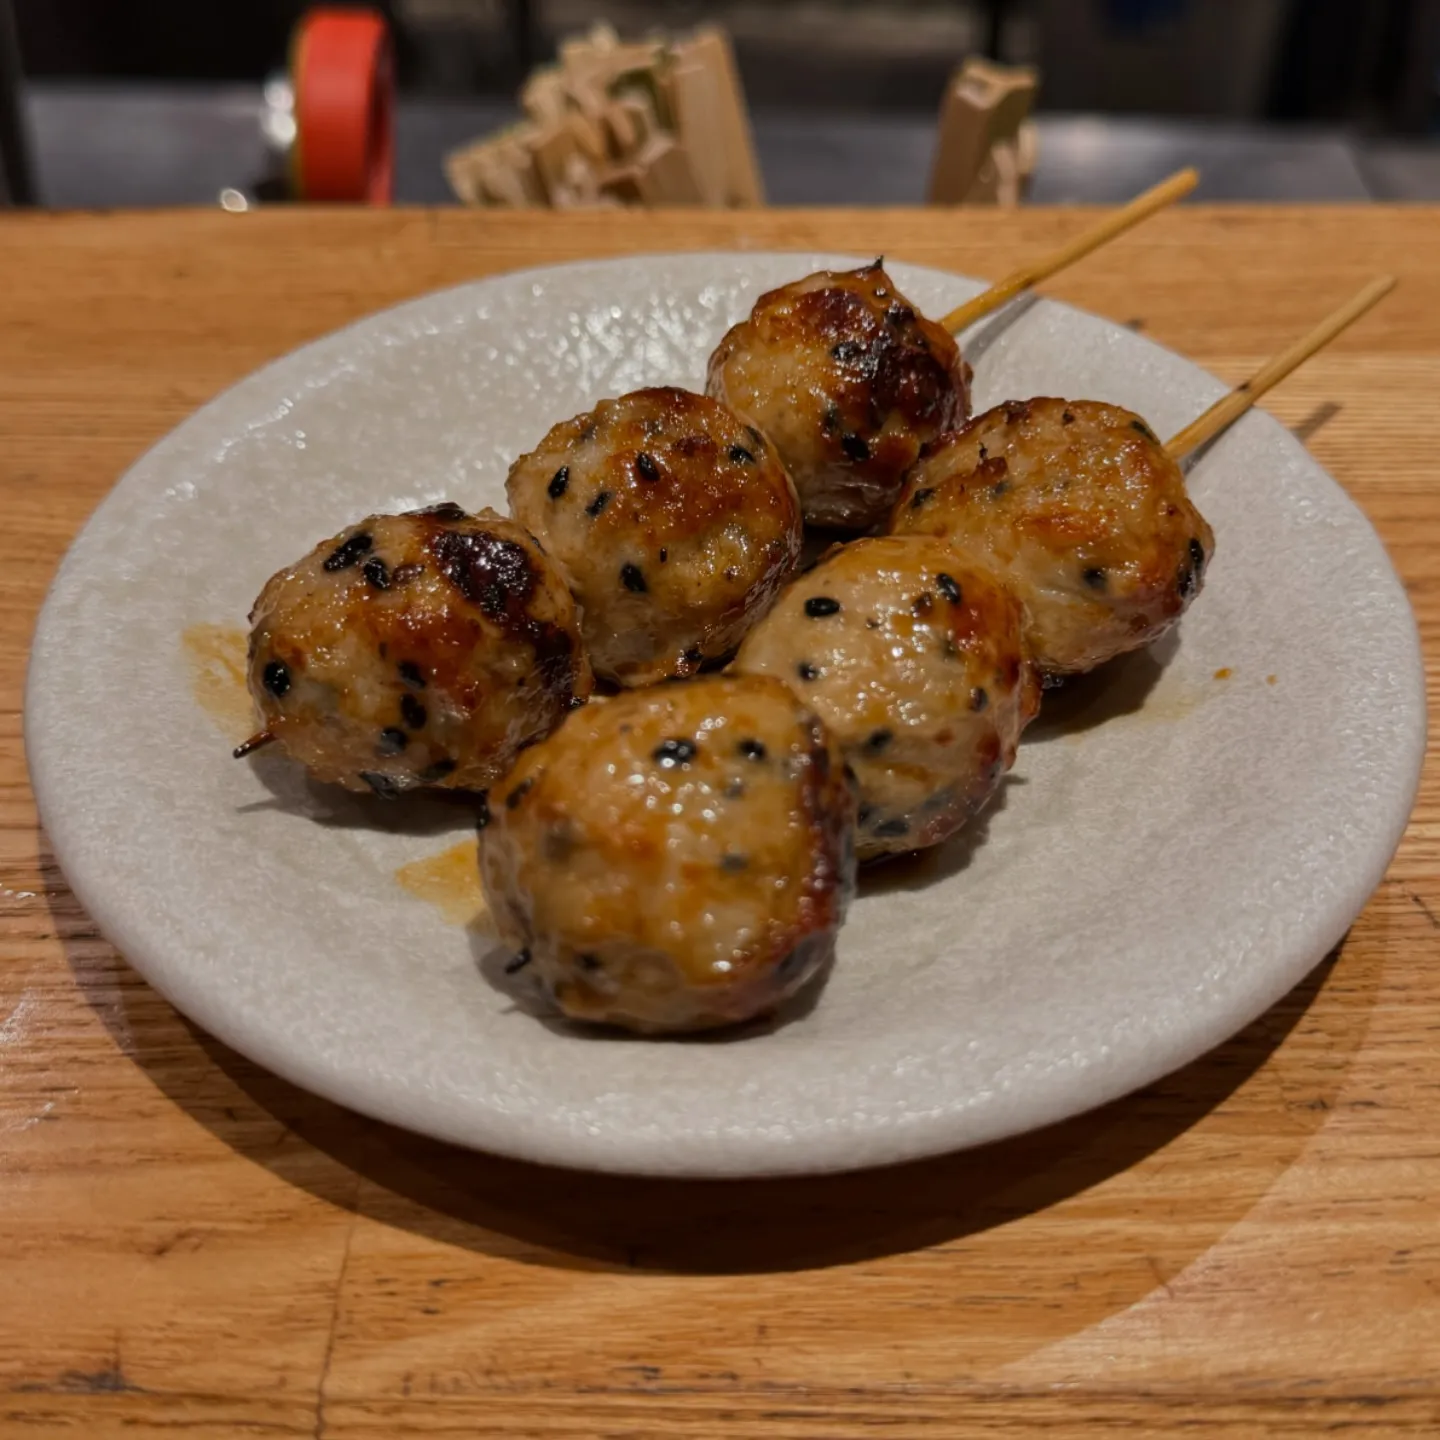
[928,57,1038,206]
[668,57,729,206]
[675,26,764,206]
[610,135,706,207]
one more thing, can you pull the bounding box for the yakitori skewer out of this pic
[893,275,1397,684]
[939,166,1200,335]
[708,168,1200,531]
[1164,274,1396,461]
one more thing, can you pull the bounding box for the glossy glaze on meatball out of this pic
[507,387,803,688]
[732,537,1038,861]
[706,260,971,532]
[892,398,1215,677]
[245,504,592,795]
[480,675,856,1033]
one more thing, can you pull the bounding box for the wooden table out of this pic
[2,207,1437,1437]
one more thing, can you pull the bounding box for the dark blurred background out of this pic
[4,0,1440,206]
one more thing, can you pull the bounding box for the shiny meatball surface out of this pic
[893,398,1215,676]
[507,387,803,687]
[246,505,592,795]
[480,675,856,1033]
[706,261,970,532]
[733,537,1038,861]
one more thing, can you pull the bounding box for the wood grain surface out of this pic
[2,206,1438,1438]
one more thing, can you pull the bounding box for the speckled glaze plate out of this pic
[26,254,1425,1177]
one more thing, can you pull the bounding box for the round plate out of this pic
[26,254,1425,1177]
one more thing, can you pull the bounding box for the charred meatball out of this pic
[893,398,1215,677]
[733,537,1037,861]
[706,260,970,532]
[507,387,803,687]
[244,504,592,795]
[480,675,856,1033]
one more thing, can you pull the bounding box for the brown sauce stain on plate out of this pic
[182,623,253,742]
[1213,667,1233,680]
[396,838,492,931]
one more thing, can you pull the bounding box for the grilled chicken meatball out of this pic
[244,504,592,795]
[706,260,971,532]
[480,675,856,1033]
[507,387,803,687]
[892,398,1215,677]
[733,537,1037,861]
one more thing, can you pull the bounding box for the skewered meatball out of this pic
[892,398,1215,677]
[244,504,592,795]
[732,537,1038,861]
[480,675,856,1033]
[507,387,803,687]
[706,260,971,532]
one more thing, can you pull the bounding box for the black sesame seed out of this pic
[360,771,402,799]
[504,949,531,975]
[410,501,467,521]
[886,302,916,326]
[506,777,534,809]
[935,573,962,605]
[323,531,373,572]
[720,853,749,873]
[865,617,881,629]
[797,662,820,682]
[399,660,426,689]
[577,952,602,972]
[585,490,612,518]
[857,803,876,827]
[738,738,767,761]
[841,432,871,462]
[475,790,491,830]
[391,562,424,585]
[1082,567,1107,591]
[400,694,427,730]
[992,480,1010,497]
[653,738,697,768]
[362,556,391,590]
[420,757,456,782]
[832,340,864,362]
[547,465,570,499]
[910,487,936,509]
[659,548,668,563]
[874,817,910,838]
[621,563,647,593]
[978,443,989,460]
[866,728,893,752]
[262,660,291,698]
[681,645,703,668]
[729,444,756,465]
[635,452,660,482]
[724,779,746,799]
[971,687,989,712]
[804,596,841,618]
[1189,538,1206,569]
[1178,566,1198,600]
[913,592,935,618]
[376,728,408,757]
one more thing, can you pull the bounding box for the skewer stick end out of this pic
[233,731,276,759]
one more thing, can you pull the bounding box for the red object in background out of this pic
[291,8,393,203]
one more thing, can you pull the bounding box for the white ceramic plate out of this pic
[27,253,1425,1178]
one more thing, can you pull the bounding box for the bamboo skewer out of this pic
[1164,276,1396,462]
[940,167,1200,335]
